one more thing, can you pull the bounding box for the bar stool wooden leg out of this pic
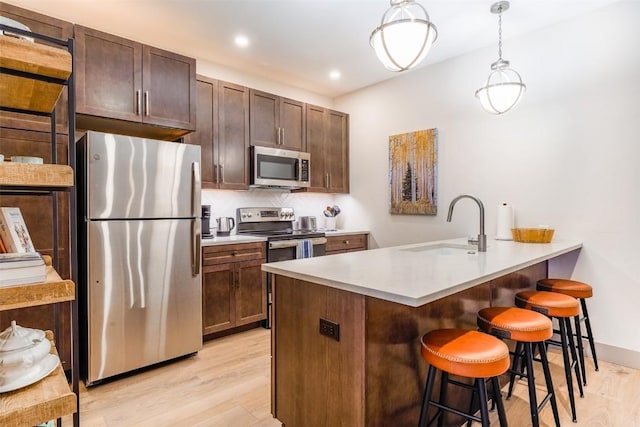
[559,318,578,422]
[506,341,523,400]
[476,378,490,427]
[538,341,561,427]
[573,312,587,385]
[437,372,448,427]
[580,298,599,371]
[490,376,508,426]
[419,366,437,427]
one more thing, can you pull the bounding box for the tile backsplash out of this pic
[202,188,344,231]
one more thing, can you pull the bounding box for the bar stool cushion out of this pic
[515,290,579,318]
[421,329,509,378]
[477,307,553,343]
[537,278,593,299]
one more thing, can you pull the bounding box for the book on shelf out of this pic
[0,206,36,253]
[0,252,46,287]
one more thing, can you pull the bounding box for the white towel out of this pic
[296,239,314,259]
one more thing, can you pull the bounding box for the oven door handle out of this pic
[268,237,327,250]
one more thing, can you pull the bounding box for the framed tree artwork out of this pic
[389,128,438,215]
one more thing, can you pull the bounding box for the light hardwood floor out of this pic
[66,328,639,426]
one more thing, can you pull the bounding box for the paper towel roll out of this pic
[496,203,514,240]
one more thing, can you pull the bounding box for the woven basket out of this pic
[511,228,555,243]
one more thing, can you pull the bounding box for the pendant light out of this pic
[475,1,526,114]
[370,0,438,72]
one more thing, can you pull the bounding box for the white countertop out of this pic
[262,237,582,307]
[323,229,370,236]
[201,230,368,246]
[202,235,267,246]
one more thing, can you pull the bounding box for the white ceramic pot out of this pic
[0,321,52,386]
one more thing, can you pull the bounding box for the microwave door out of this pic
[256,154,298,187]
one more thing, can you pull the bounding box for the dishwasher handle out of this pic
[268,237,327,250]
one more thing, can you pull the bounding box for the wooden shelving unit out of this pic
[0,320,77,426]
[0,265,74,310]
[0,23,79,426]
[0,162,74,188]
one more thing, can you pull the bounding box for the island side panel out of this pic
[272,275,365,427]
[363,261,548,426]
[364,283,491,427]
[491,261,548,306]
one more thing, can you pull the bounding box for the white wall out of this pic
[334,1,640,361]
[197,60,333,108]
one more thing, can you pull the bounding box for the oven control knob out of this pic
[247,213,253,218]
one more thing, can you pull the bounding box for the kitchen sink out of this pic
[401,243,478,254]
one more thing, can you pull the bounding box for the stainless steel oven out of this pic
[267,237,327,261]
[237,207,326,328]
[251,146,310,189]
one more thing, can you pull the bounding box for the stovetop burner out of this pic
[236,207,325,240]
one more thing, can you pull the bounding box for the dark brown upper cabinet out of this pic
[306,105,349,193]
[74,25,196,140]
[249,89,306,151]
[184,76,249,190]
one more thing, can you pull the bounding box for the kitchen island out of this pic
[262,237,582,427]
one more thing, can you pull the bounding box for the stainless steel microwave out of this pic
[251,146,310,188]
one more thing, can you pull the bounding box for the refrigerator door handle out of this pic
[192,219,201,276]
[192,162,201,217]
[192,162,202,276]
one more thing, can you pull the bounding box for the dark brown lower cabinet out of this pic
[202,242,267,335]
[325,233,368,255]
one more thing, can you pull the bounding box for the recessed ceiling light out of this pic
[329,70,341,80]
[234,35,250,48]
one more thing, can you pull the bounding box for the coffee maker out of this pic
[202,205,213,238]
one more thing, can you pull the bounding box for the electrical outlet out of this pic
[319,318,340,341]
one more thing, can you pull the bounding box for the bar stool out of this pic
[537,278,598,386]
[418,328,510,427]
[515,290,583,422]
[477,307,560,427]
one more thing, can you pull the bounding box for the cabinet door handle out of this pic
[135,90,141,115]
[281,128,285,145]
[220,164,224,183]
[144,91,150,116]
[213,164,218,183]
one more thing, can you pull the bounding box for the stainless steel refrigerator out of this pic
[77,131,202,385]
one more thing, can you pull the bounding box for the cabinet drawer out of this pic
[325,234,368,253]
[203,242,266,265]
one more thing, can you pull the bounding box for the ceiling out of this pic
[8,0,621,98]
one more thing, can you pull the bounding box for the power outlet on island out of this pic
[319,318,340,341]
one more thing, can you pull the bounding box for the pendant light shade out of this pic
[370,0,438,72]
[475,1,526,114]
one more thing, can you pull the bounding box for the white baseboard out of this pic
[593,342,640,370]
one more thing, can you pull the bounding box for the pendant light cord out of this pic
[497,7,503,60]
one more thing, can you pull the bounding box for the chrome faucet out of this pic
[447,194,487,252]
